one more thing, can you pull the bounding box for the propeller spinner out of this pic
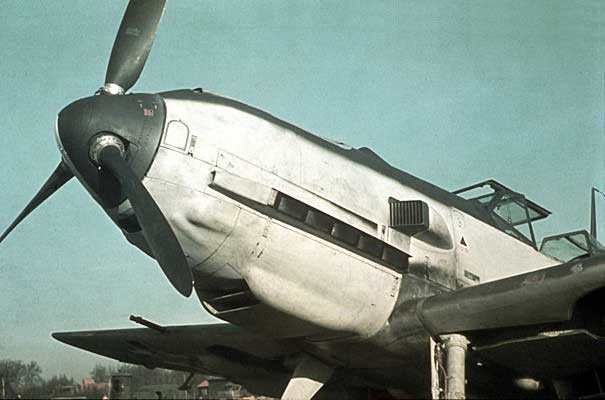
[1,0,193,297]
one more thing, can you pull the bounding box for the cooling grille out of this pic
[389,199,429,234]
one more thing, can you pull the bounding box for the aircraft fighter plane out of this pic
[3,1,605,399]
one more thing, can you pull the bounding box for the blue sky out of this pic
[1,0,604,380]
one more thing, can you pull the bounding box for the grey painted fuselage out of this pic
[110,88,558,386]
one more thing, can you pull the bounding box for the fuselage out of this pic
[122,89,558,340]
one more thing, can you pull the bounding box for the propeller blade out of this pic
[104,0,167,94]
[1,162,73,244]
[97,145,193,297]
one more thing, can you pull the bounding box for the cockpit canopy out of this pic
[454,180,551,249]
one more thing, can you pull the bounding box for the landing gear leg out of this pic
[281,354,334,400]
[440,334,469,399]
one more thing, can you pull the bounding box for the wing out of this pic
[52,323,293,397]
[472,329,605,379]
[415,254,605,390]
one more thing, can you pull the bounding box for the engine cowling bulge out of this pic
[143,146,241,280]
[137,94,403,338]
[144,149,403,337]
[187,196,402,337]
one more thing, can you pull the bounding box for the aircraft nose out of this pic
[56,98,93,153]
[56,93,166,209]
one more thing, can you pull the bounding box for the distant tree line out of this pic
[0,359,80,398]
[0,358,196,399]
[0,359,42,388]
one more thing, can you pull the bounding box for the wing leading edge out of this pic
[52,323,292,397]
[417,254,605,335]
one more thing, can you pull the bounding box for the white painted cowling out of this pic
[141,90,558,338]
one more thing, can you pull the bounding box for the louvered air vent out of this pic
[389,199,429,235]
